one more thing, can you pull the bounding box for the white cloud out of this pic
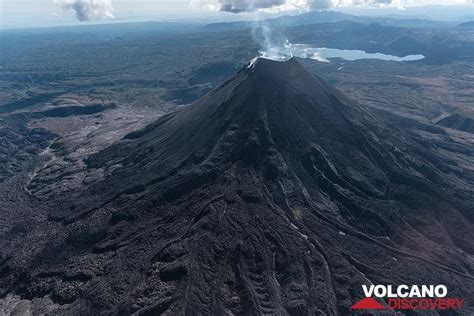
[55,0,114,21]
[53,0,473,22]
[191,0,473,13]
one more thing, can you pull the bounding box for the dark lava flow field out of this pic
[0,16,473,315]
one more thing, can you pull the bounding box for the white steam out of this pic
[55,0,114,21]
[252,20,286,58]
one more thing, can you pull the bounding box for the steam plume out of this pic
[55,0,114,21]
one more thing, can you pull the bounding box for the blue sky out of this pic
[1,0,472,29]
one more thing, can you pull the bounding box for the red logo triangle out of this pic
[351,297,385,310]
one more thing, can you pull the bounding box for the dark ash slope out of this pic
[1,58,473,315]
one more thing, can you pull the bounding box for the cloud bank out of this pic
[190,0,470,13]
[191,0,387,13]
[55,0,473,22]
[55,0,114,21]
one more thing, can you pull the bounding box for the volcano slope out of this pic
[1,58,473,315]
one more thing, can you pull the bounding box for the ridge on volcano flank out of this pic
[12,58,473,315]
[85,57,381,204]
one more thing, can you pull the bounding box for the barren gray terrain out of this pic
[0,16,473,315]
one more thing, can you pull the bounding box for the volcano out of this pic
[2,58,473,315]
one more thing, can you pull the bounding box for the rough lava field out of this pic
[0,57,473,315]
[0,13,474,316]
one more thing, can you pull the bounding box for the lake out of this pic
[260,43,425,62]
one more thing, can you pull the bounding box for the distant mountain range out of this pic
[204,10,457,31]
